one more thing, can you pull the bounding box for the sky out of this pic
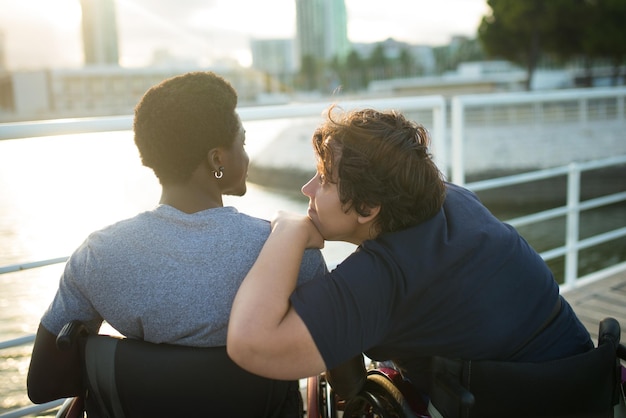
[0,0,490,70]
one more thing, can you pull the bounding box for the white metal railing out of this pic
[1,90,625,417]
[465,155,626,289]
[450,86,626,185]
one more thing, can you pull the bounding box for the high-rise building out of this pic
[80,0,119,66]
[295,0,349,65]
[0,29,6,71]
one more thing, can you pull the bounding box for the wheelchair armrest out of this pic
[56,320,89,351]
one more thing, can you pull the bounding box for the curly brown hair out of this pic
[133,71,238,185]
[312,106,446,235]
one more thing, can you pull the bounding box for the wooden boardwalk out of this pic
[562,269,626,345]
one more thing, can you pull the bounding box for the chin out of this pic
[225,186,247,197]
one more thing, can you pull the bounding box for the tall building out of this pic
[0,29,6,71]
[295,0,350,65]
[80,0,119,66]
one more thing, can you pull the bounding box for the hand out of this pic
[270,211,325,249]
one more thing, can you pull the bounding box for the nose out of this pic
[301,174,317,197]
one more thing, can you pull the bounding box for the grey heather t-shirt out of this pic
[41,205,327,346]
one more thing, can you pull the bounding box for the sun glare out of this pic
[29,0,82,30]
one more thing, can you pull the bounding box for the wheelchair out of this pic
[53,317,625,417]
[306,317,626,418]
[53,320,302,418]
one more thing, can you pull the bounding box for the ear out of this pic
[357,205,380,225]
[207,148,224,172]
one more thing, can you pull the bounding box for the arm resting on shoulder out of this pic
[227,212,326,380]
[27,323,83,403]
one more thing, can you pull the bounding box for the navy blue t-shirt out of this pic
[290,183,592,389]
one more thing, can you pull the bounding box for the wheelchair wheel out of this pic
[342,374,413,418]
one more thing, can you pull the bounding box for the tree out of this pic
[345,49,367,91]
[479,0,626,89]
[478,0,548,90]
[299,54,319,91]
[398,48,414,78]
[582,0,626,86]
[368,44,389,80]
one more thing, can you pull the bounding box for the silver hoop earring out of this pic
[213,167,224,179]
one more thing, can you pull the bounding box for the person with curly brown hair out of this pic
[227,106,593,405]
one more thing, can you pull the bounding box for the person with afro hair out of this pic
[28,72,327,416]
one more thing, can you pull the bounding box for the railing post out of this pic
[564,163,581,288]
[451,97,465,186]
[431,98,448,180]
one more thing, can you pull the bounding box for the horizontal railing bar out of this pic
[577,155,626,171]
[0,399,65,418]
[466,166,570,191]
[238,95,446,121]
[0,96,446,141]
[539,227,626,262]
[0,257,69,275]
[506,206,569,228]
[455,86,626,107]
[540,245,567,261]
[570,261,626,290]
[578,191,626,211]
[577,226,626,251]
[505,190,626,228]
[0,116,134,141]
[466,156,626,193]
[0,335,35,350]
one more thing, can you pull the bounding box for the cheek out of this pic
[317,197,346,225]
[238,152,249,176]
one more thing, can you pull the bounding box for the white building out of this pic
[80,0,120,66]
[295,0,350,66]
[0,65,266,122]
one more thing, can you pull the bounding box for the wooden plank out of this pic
[562,269,626,346]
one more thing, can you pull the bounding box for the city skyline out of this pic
[0,0,489,70]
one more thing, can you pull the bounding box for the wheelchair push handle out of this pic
[56,320,89,351]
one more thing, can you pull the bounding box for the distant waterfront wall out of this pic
[248,117,625,192]
[248,118,319,190]
[462,119,625,176]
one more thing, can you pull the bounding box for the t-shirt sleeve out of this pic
[290,246,398,369]
[40,241,103,335]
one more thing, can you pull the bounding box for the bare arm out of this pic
[227,211,327,380]
[27,323,83,403]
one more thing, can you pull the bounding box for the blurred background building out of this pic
[80,0,119,66]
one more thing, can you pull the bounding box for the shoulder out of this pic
[443,182,482,206]
[66,212,154,269]
[298,248,328,282]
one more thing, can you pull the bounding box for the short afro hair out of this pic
[133,71,239,184]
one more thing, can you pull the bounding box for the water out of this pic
[0,125,355,413]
